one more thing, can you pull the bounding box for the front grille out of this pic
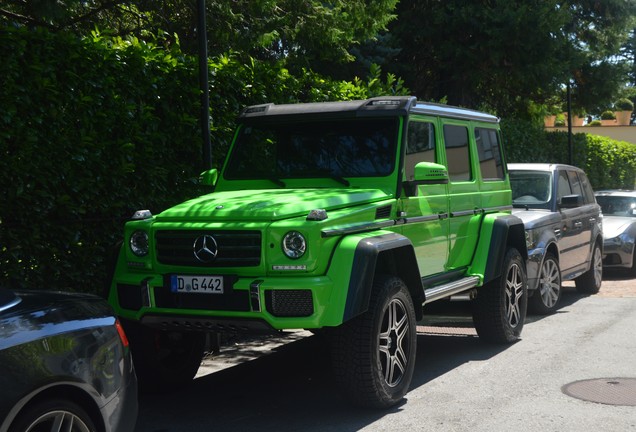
[265,290,314,317]
[155,230,261,267]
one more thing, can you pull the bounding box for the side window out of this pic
[567,170,584,198]
[578,171,596,204]
[443,124,471,182]
[557,170,572,201]
[475,127,504,180]
[405,121,436,180]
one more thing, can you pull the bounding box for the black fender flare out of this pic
[342,233,424,322]
[481,214,528,284]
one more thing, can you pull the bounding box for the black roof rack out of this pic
[238,96,499,124]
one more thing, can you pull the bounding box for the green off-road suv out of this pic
[108,96,528,407]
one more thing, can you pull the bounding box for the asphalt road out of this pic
[135,270,636,432]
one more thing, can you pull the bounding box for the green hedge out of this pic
[2,27,634,293]
[502,119,636,190]
[0,28,203,291]
[0,27,405,293]
[584,134,636,190]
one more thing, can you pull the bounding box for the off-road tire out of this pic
[330,275,417,408]
[575,242,602,294]
[123,320,205,393]
[473,248,527,343]
[529,253,561,315]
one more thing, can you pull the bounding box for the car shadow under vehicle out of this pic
[135,327,511,432]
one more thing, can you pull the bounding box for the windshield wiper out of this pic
[326,173,350,186]
[250,169,286,187]
[266,176,286,187]
[305,169,350,186]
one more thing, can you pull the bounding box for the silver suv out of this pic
[509,163,603,314]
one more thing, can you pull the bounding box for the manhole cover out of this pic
[562,378,636,406]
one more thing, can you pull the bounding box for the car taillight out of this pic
[115,318,129,348]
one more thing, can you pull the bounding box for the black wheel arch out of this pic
[545,242,560,261]
[342,233,424,322]
[482,215,528,285]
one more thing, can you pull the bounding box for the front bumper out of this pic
[111,273,341,331]
[602,238,634,269]
[525,246,545,291]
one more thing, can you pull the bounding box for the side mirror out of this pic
[413,162,449,184]
[559,194,582,208]
[199,169,218,186]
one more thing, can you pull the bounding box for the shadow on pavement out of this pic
[136,327,510,432]
[602,268,635,281]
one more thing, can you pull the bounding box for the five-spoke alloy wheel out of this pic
[473,247,528,343]
[10,399,96,432]
[575,242,603,294]
[529,253,562,314]
[330,275,417,408]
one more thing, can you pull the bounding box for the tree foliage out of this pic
[0,0,398,71]
[386,0,636,118]
[3,0,634,119]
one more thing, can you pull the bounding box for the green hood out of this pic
[156,188,391,221]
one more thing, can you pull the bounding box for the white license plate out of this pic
[170,275,224,294]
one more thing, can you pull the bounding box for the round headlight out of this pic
[282,231,306,259]
[130,230,149,257]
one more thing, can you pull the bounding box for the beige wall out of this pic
[548,126,636,144]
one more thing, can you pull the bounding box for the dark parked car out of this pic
[595,190,636,276]
[509,163,603,314]
[0,288,137,432]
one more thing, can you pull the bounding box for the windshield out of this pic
[510,170,552,209]
[224,118,398,182]
[596,195,636,216]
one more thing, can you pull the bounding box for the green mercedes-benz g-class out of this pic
[108,96,528,408]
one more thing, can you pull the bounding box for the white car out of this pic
[595,190,636,276]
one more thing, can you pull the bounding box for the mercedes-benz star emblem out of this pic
[193,234,218,263]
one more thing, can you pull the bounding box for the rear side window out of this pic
[475,127,504,180]
[557,170,573,201]
[443,124,471,181]
[578,172,596,204]
[567,170,584,198]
